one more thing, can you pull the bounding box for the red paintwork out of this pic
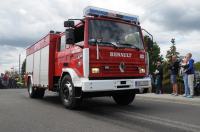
[88,45,146,78]
[27,35,50,56]
[48,35,59,90]
[54,45,84,77]
[26,34,60,90]
[26,16,147,91]
[85,17,147,78]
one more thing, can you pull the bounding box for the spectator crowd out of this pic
[153,53,200,98]
[0,72,19,88]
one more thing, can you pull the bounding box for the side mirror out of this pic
[65,28,75,44]
[147,37,153,50]
[64,20,75,27]
[142,29,153,50]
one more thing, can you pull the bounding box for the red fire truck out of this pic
[26,6,152,109]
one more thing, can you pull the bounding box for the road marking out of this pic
[86,100,200,132]
[136,96,200,106]
[115,109,200,132]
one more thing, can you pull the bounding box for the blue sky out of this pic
[0,0,200,73]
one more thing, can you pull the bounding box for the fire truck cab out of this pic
[26,6,152,109]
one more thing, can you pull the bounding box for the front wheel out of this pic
[60,75,81,109]
[112,91,135,105]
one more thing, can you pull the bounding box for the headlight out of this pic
[138,67,145,74]
[91,68,100,74]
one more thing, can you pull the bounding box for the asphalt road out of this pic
[0,89,200,132]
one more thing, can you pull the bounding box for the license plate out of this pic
[135,81,149,86]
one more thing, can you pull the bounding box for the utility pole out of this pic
[19,53,21,80]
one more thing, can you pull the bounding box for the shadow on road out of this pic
[41,95,155,130]
[42,94,62,106]
[41,94,151,113]
[27,93,195,132]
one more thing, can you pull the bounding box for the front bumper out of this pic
[81,77,151,92]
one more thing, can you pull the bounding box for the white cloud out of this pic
[0,0,200,73]
[0,45,25,73]
[18,8,27,15]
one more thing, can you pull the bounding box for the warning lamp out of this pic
[84,6,139,24]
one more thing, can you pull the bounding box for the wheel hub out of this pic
[63,81,73,102]
[28,83,32,94]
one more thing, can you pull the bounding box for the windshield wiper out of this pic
[99,41,119,48]
[118,43,140,50]
[89,39,119,48]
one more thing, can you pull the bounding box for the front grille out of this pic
[102,64,139,74]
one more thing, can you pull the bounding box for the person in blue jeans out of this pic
[180,57,189,97]
[186,53,195,98]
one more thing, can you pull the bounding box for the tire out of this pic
[36,88,45,98]
[112,90,135,105]
[27,78,45,98]
[60,75,81,109]
[27,78,37,98]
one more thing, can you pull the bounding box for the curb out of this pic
[136,94,200,106]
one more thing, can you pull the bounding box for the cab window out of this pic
[74,25,84,45]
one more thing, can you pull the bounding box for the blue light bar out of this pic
[84,6,139,24]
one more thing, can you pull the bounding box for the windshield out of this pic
[88,19,144,49]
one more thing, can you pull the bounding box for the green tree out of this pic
[144,36,163,73]
[165,38,180,60]
[195,62,200,71]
